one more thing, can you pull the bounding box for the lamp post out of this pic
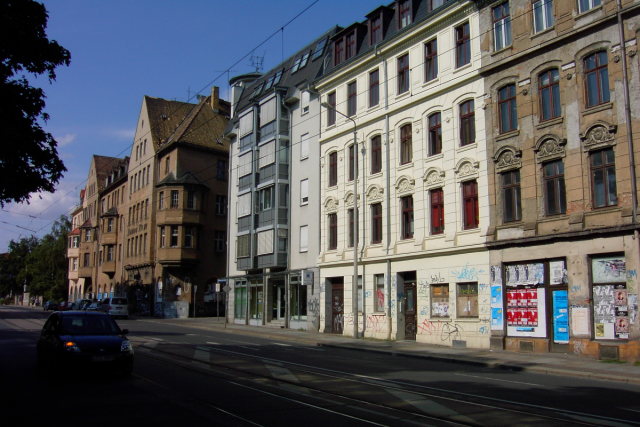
[321,102,359,339]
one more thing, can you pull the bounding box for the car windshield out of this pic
[60,315,120,335]
[111,298,127,305]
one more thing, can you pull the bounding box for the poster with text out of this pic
[550,260,567,285]
[552,290,569,343]
[592,257,626,284]
[507,288,546,338]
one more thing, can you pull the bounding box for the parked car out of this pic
[36,311,133,376]
[71,299,92,310]
[100,297,129,319]
[43,301,58,311]
[86,301,102,311]
[58,301,70,311]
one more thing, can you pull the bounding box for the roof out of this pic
[92,155,124,192]
[156,171,205,188]
[230,26,341,121]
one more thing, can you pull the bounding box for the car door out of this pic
[38,314,59,360]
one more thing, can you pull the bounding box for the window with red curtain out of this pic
[462,180,479,229]
[430,188,444,234]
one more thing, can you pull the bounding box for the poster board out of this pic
[506,288,547,338]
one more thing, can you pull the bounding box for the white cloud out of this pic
[55,133,77,147]
[109,128,135,140]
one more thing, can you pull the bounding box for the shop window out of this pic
[290,280,307,320]
[250,286,263,319]
[374,274,385,312]
[431,284,449,317]
[234,283,247,319]
[591,256,629,340]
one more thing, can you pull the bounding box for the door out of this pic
[550,289,569,352]
[404,281,417,340]
[331,282,344,334]
[271,282,285,321]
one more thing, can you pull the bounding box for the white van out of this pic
[100,297,129,319]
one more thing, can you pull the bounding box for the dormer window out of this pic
[345,31,356,59]
[398,0,412,28]
[370,12,383,45]
[334,38,344,66]
[292,53,310,74]
[311,37,328,61]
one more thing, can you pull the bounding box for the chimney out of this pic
[210,86,220,113]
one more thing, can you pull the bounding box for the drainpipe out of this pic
[225,133,234,328]
[282,96,293,329]
[616,0,639,264]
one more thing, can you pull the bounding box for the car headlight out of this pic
[64,341,81,352]
[121,340,133,353]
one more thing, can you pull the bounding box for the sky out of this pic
[0,0,384,252]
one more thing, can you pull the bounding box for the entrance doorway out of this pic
[271,280,285,321]
[401,272,417,340]
[330,278,344,334]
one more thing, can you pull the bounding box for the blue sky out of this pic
[0,0,383,251]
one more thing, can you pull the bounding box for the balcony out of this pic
[157,247,199,266]
[68,270,79,281]
[78,265,93,278]
[156,209,204,226]
[101,232,116,245]
[101,260,116,274]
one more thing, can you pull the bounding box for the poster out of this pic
[490,266,502,286]
[552,290,569,343]
[593,284,628,340]
[550,260,566,285]
[592,257,626,284]
[570,306,590,336]
[507,288,546,337]
[505,263,544,286]
[490,284,503,330]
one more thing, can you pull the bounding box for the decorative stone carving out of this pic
[345,192,355,207]
[493,146,521,173]
[580,123,617,151]
[395,176,415,195]
[535,136,566,163]
[423,167,445,189]
[366,185,384,203]
[324,197,338,212]
[454,158,480,179]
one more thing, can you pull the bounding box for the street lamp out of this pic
[321,101,359,339]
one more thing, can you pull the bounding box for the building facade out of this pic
[316,0,492,347]
[225,30,337,330]
[478,0,640,360]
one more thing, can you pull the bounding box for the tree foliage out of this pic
[0,0,71,206]
[0,235,39,297]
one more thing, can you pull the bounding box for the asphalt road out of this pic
[1,305,639,426]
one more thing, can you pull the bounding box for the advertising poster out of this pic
[570,306,590,336]
[490,284,503,330]
[507,287,546,337]
[550,260,567,285]
[593,284,629,340]
[490,266,502,286]
[552,290,569,343]
[592,257,626,284]
[505,263,544,286]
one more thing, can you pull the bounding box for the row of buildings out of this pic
[68,0,640,361]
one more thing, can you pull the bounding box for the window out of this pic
[401,195,414,239]
[533,0,554,33]
[216,195,227,215]
[290,278,307,319]
[300,133,310,160]
[424,39,438,82]
[345,31,356,60]
[430,188,444,235]
[369,69,379,107]
[463,180,479,229]
[83,253,90,267]
[579,0,601,13]
[400,124,412,164]
[456,283,478,317]
[311,37,328,61]
[214,230,225,252]
[347,81,357,117]
[371,203,382,243]
[300,179,309,205]
[184,227,194,248]
[328,213,337,250]
[398,0,412,28]
[258,188,272,211]
[159,227,166,248]
[431,284,449,317]
[187,191,196,209]
[427,0,445,12]
[85,229,91,242]
[301,90,310,115]
[498,84,517,133]
[455,22,470,68]
[458,100,475,146]
[584,51,610,108]
[258,140,276,168]
[327,92,336,126]
[348,144,357,181]
[348,208,355,248]
[428,112,442,156]
[374,274,385,312]
[107,246,114,262]
[165,156,170,175]
[216,159,227,181]
[543,160,566,215]
[107,218,113,233]
[397,54,409,94]
[329,152,338,187]
[299,225,309,252]
[357,276,363,312]
[237,234,250,258]
[370,12,383,44]
[170,225,179,248]
[591,148,617,208]
[492,3,511,51]
[170,190,179,208]
[502,170,521,223]
[370,135,382,174]
[539,69,561,121]
[334,38,344,66]
[256,230,274,255]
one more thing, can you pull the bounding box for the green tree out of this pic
[0,235,39,299]
[0,0,71,206]
[25,215,70,300]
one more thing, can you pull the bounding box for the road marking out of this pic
[206,341,220,345]
[274,343,291,347]
[387,389,474,424]
[265,364,299,383]
[237,346,259,351]
[454,373,542,387]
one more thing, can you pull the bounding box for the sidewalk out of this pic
[138,315,640,386]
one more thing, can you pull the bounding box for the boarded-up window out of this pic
[237,193,251,217]
[239,111,253,136]
[259,140,276,168]
[238,152,252,177]
[260,97,277,125]
[256,229,274,255]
